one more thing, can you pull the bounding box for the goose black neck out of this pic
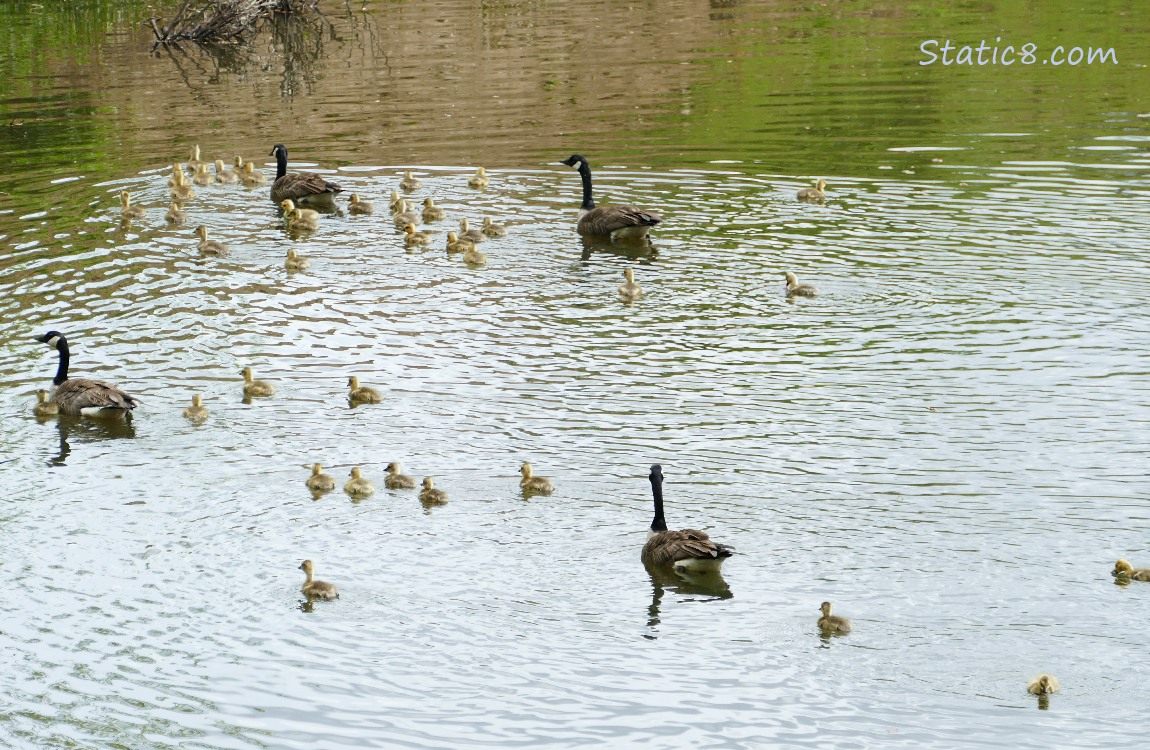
[53,336,70,385]
[649,465,667,532]
[577,159,595,211]
[273,145,287,180]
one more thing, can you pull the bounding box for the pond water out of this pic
[2,1,1149,748]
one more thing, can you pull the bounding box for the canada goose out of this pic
[385,462,417,490]
[404,224,432,248]
[462,245,487,267]
[241,161,267,187]
[785,272,817,298]
[192,163,213,187]
[445,231,473,254]
[33,390,58,418]
[560,154,661,240]
[306,463,336,493]
[422,198,445,222]
[195,225,229,257]
[619,267,642,301]
[347,376,382,404]
[298,559,339,600]
[240,366,275,397]
[182,394,208,421]
[393,200,420,229]
[797,178,827,202]
[1027,674,1060,695]
[818,601,852,634]
[399,170,421,192]
[458,218,485,243]
[34,331,141,416]
[285,208,319,233]
[284,248,309,272]
[519,463,554,495]
[170,170,196,201]
[481,217,507,238]
[269,144,342,208]
[1113,559,1150,582]
[214,159,239,184]
[185,145,206,172]
[348,194,373,216]
[641,465,733,572]
[280,199,320,223]
[119,191,145,221]
[467,166,490,189]
[165,202,187,226]
[419,477,448,505]
[389,190,404,210]
[344,467,375,498]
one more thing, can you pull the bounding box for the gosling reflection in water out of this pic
[645,565,733,635]
[50,414,137,465]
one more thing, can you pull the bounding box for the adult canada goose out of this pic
[285,208,319,233]
[195,225,229,257]
[34,331,141,417]
[560,154,661,240]
[119,191,145,221]
[1113,559,1150,582]
[458,218,485,243]
[619,267,642,301]
[389,190,404,210]
[182,394,208,421]
[269,144,342,208]
[347,376,382,404]
[33,390,58,418]
[785,272,817,298]
[385,462,417,490]
[185,145,206,172]
[419,477,448,505]
[1027,674,1060,695]
[797,179,827,202]
[348,194,373,215]
[298,559,339,600]
[481,217,507,238]
[399,170,421,192]
[192,163,213,187]
[519,463,554,495]
[165,202,187,226]
[393,200,420,229]
[445,231,473,254]
[344,467,375,498]
[467,167,490,188]
[214,159,239,184]
[422,197,445,222]
[462,245,487,267]
[171,170,196,201]
[240,366,275,397]
[404,224,432,248]
[284,248,309,272]
[818,602,852,634]
[241,161,267,188]
[641,465,733,572]
[306,463,336,493]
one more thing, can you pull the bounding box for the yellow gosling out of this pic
[419,477,448,505]
[33,390,58,417]
[785,272,817,298]
[422,197,445,222]
[619,267,642,301]
[344,467,375,497]
[467,166,490,188]
[399,170,421,192]
[182,394,209,421]
[285,248,309,272]
[1113,559,1150,582]
[481,217,507,237]
[1027,674,1060,695]
[195,225,229,257]
[306,464,336,493]
[347,376,382,404]
[520,463,554,494]
[797,178,827,201]
[385,462,417,490]
[299,559,338,600]
[119,191,145,221]
[165,202,187,225]
[818,601,852,634]
[241,366,275,397]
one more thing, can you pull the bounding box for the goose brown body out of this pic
[269,144,342,207]
[640,465,733,571]
[561,155,661,240]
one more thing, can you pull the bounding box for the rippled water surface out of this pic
[2,1,1150,748]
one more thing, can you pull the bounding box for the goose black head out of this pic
[35,331,64,348]
[270,144,287,158]
[561,154,587,169]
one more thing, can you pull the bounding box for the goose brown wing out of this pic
[578,205,662,236]
[54,378,140,414]
[270,172,342,204]
[642,529,732,566]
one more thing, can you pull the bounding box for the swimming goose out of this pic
[119,191,145,221]
[214,159,239,184]
[641,465,733,572]
[797,179,827,201]
[285,208,319,233]
[306,463,336,493]
[269,144,342,208]
[462,244,487,267]
[404,224,432,248]
[467,167,490,189]
[1027,674,1060,695]
[182,394,208,421]
[419,477,448,505]
[347,376,382,404]
[445,231,473,254]
[399,170,421,192]
[1113,559,1150,582]
[344,467,375,497]
[170,170,196,201]
[241,161,267,187]
[348,194,374,215]
[458,218,485,243]
[192,163,213,186]
[560,154,661,240]
[393,200,420,229]
[165,202,187,225]
[385,462,417,490]
[520,463,554,495]
[481,217,507,238]
[33,390,58,418]
[818,601,852,634]
[785,272,817,298]
[284,248,309,272]
[34,331,141,417]
[195,225,229,256]
[619,267,642,301]
[240,366,275,397]
[422,197,445,222]
[299,559,339,600]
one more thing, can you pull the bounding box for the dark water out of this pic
[2,1,1149,748]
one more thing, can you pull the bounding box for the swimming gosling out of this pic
[299,559,338,600]
[306,464,336,493]
[419,477,448,505]
[797,178,827,201]
[344,467,375,497]
[182,394,208,421]
[241,367,275,397]
[1027,674,1059,695]
[619,267,642,301]
[33,390,58,418]
[1113,559,1150,582]
[385,462,417,490]
[347,376,382,404]
[785,272,817,298]
[520,463,554,495]
[818,601,852,634]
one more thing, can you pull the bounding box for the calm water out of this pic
[2,2,1150,748]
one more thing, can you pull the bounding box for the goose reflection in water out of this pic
[644,565,732,637]
[49,414,137,466]
[578,236,658,263]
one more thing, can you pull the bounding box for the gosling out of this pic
[619,267,642,301]
[347,376,382,404]
[306,464,336,493]
[467,166,490,188]
[419,477,448,505]
[462,244,487,267]
[241,367,275,397]
[785,272,817,298]
[344,467,375,497]
[1113,559,1150,582]
[818,601,852,634]
[299,559,339,600]
[385,462,417,490]
[445,231,474,254]
[797,178,827,201]
[400,170,421,192]
[422,197,445,222]
[241,161,267,187]
[285,248,309,272]
[165,202,187,225]
[481,217,507,238]
[214,159,239,184]
[280,199,320,223]
[195,225,229,257]
[404,224,433,248]
[519,463,554,495]
[1027,674,1060,695]
[119,191,145,221]
[182,394,209,421]
[348,194,374,215]
[33,390,58,418]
